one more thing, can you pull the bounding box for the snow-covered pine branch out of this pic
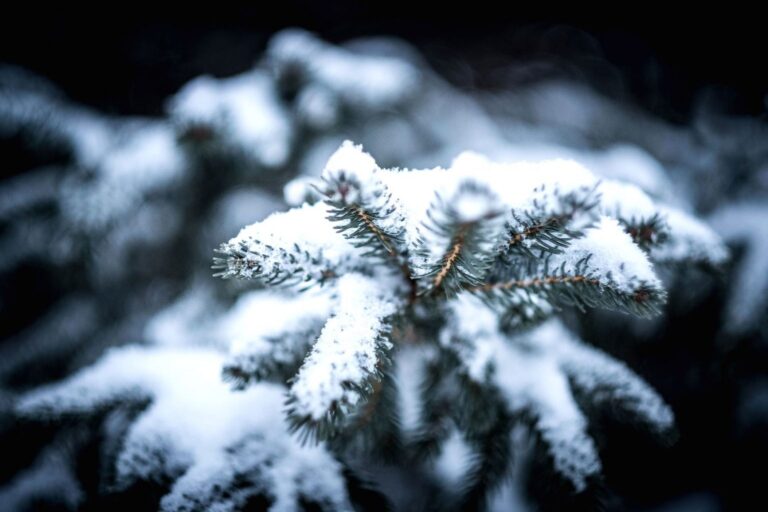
[440,296,674,492]
[321,145,407,265]
[285,273,401,441]
[709,201,768,334]
[221,289,334,388]
[209,140,724,500]
[212,202,360,286]
[167,70,292,168]
[17,347,352,512]
[477,217,666,318]
[268,29,420,123]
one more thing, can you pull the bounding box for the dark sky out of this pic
[2,5,765,122]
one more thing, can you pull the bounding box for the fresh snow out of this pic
[227,140,722,315]
[223,289,334,381]
[288,273,399,420]
[709,202,768,333]
[551,216,661,292]
[525,320,674,432]
[268,29,419,112]
[222,202,360,282]
[654,205,728,266]
[18,347,352,512]
[442,296,673,488]
[168,70,292,167]
[442,295,601,490]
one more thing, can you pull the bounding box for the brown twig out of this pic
[432,225,469,290]
[471,274,600,292]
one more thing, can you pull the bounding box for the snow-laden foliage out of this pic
[0,77,190,284]
[219,142,724,307]
[18,347,352,512]
[0,439,83,511]
[709,202,768,335]
[441,295,673,491]
[167,70,292,167]
[286,273,401,432]
[209,141,724,503]
[268,28,420,123]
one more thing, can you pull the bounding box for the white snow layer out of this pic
[394,346,428,435]
[288,273,400,420]
[709,202,768,333]
[526,320,674,432]
[229,141,724,289]
[268,29,419,112]
[432,428,473,487]
[60,121,187,231]
[168,70,292,167]
[316,141,725,272]
[442,295,674,489]
[442,295,601,490]
[223,288,335,378]
[223,202,360,282]
[652,205,728,265]
[551,216,661,292]
[18,346,352,512]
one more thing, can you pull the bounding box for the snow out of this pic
[295,84,340,129]
[394,346,427,435]
[61,122,187,230]
[0,86,188,234]
[552,216,661,292]
[230,141,693,301]
[500,352,601,492]
[223,289,334,381]
[709,202,768,333]
[442,295,601,490]
[653,205,728,265]
[201,188,285,256]
[323,145,588,266]
[596,181,727,265]
[320,141,409,257]
[321,140,382,205]
[314,140,723,274]
[168,70,292,167]
[324,144,663,277]
[524,320,674,432]
[441,294,601,491]
[268,29,419,111]
[453,184,500,223]
[585,144,675,200]
[220,202,360,282]
[596,179,658,220]
[441,297,672,489]
[18,346,352,512]
[144,285,219,348]
[321,144,720,273]
[432,428,472,487]
[283,176,322,207]
[288,273,400,420]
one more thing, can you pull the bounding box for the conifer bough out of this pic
[211,141,726,500]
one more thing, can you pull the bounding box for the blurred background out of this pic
[1,6,766,511]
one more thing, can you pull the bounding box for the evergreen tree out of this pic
[17,140,726,511]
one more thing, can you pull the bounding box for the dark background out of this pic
[2,6,765,122]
